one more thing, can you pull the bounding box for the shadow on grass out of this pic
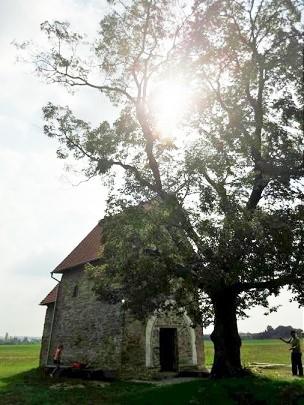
[0,368,304,405]
[0,368,152,405]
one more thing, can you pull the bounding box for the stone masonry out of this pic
[40,223,206,379]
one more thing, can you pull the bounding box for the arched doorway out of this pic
[145,312,198,370]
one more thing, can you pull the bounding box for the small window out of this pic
[72,285,79,297]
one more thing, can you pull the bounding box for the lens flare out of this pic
[149,81,190,140]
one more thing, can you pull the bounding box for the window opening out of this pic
[72,285,79,297]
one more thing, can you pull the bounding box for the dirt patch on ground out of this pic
[49,381,109,390]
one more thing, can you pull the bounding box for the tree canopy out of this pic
[26,0,303,377]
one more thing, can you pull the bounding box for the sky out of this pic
[0,0,303,337]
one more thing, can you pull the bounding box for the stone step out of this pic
[153,371,179,380]
[178,370,210,378]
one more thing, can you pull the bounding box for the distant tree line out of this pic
[0,333,41,345]
[204,326,303,340]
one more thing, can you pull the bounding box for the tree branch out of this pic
[63,71,135,102]
[235,274,301,293]
[60,130,160,193]
[201,169,231,214]
[246,172,269,210]
[108,159,158,193]
[135,103,164,195]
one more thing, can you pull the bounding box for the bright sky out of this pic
[0,0,302,337]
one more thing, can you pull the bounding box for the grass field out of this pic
[0,342,303,404]
[0,345,40,384]
[205,339,294,367]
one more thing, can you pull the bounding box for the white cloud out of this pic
[0,142,107,335]
[0,0,109,336]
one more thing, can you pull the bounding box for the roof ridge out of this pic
[52,222,103,273]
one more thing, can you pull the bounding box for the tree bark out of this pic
[210,288,243,378]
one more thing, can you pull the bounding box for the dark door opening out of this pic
[159,328,178,371]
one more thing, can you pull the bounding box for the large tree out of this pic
[28,0,303,377]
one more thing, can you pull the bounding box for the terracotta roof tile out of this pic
[40,284,59,305]
[52,223,103,273]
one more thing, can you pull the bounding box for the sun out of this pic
[148,80,190,140]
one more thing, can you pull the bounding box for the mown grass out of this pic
[0,345,39,384]
[0,343,303,405]
[204,339,294,368]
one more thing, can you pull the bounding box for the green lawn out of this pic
[0,343,303,404]
[204,339,295,367]
[0,345,39,384]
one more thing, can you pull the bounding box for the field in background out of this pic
[0,345,39,386]
[0,340,293,380]
[204,339,293,367]
[0,342,303,404]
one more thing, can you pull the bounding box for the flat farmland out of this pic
[0,342,303,405]
[0,340,293,380]
[204,339,293,367]
[0,344,39,385]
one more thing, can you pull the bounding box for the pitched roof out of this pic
[52,223,103,273]
[40,284,59,305]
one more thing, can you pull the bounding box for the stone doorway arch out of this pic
[145,312,198,369]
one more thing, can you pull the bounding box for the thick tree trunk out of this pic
[210,288,243,378]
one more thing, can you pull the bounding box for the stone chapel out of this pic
[40,221,206,379]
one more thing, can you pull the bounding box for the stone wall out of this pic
[195,325,205,370]
[120,315,147,378]
[40,266,206,378]
[41,267,123,372]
